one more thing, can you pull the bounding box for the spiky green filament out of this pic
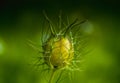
[43,11,56,36]
[64,19,86,36]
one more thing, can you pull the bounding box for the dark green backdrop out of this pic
[0,1,120,83]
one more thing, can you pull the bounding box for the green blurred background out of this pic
[0,0,120,83]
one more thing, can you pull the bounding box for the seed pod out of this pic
[43,36,74,69]
[28,11,87,83]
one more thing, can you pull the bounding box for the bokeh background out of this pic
[0,0,120,83]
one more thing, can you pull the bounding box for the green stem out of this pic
[49,69,56,83]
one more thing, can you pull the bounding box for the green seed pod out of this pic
[28,11,87,83]
[43,36,74,69]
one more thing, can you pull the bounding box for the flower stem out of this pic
[49,69,56,83]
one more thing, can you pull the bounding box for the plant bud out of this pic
[43,36,74,69]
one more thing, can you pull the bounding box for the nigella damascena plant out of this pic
[28,11,89,83]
